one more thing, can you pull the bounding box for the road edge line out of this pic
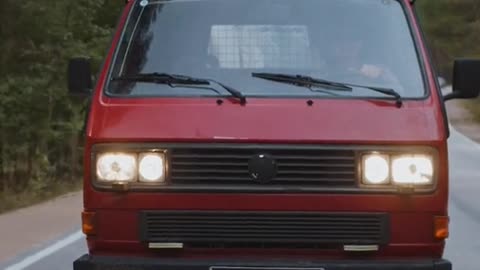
[4,231,83,270]
[449,124,480,150]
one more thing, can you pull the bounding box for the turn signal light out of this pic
[434,216,449,240]
[82,211,97,236]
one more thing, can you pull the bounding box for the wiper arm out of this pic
[350,84,403,108]
[252,72,403,107]
[207,79,247,105]
[112,73,246,104]
[252,72,353,91]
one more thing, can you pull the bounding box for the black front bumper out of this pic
[74,254,451,270]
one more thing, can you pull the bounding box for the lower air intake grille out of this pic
[140,211,389,246]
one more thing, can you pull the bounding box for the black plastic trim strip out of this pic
[74,255,452,270]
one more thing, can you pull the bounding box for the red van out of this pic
[69,0,480,269]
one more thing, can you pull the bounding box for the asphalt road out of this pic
[2,127,479,270]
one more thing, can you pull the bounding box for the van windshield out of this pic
[107,0,426,99]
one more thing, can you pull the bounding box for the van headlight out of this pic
[362,153,434,187]
[362,154,390,185]
[138,153,166,182]
[391,155,433,185]
[96,152,166,183]
[96,153,137,182]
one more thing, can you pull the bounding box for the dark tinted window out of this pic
[108,0,425,98]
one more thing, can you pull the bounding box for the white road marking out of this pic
[449,125,480,150]
[4,231,83,270]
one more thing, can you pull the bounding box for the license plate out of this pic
[211,267,326,270]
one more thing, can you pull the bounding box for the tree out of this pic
[0,0,122,199]
[416,0,480,79]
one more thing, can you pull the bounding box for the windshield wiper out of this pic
[112,72,246,104]
[252,72,353,91]
[252,72,403,107]
[351,84,403,108]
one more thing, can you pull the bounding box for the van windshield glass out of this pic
[107,0,426,98]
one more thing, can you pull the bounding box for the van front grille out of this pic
[169,146,356,188]
[140,211,389,246]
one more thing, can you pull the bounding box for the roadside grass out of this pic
[464,98,480,123]
[0,180,82,214]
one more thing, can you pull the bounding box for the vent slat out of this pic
[172,162,248,167]
[147,234,381,239]
[279,164,354,169]
[146,227,382,233]
[145,237,381,244]
[276,170,354,175]
[145,216,380,222]
[172,169,247,174]
[173,154,251,159]
[274,156,354,161]
[146,220,381,226]
[171,176,251,181]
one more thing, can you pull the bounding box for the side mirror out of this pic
[68,58,93,96]
[444,59,480,101]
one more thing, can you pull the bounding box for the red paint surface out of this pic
[82,0,450,262]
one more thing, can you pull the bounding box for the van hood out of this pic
[89,98,446,144]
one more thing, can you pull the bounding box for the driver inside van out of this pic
[330,36,399,83]
[312,22,400,87]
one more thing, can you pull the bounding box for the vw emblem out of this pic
[248,154,277,184]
